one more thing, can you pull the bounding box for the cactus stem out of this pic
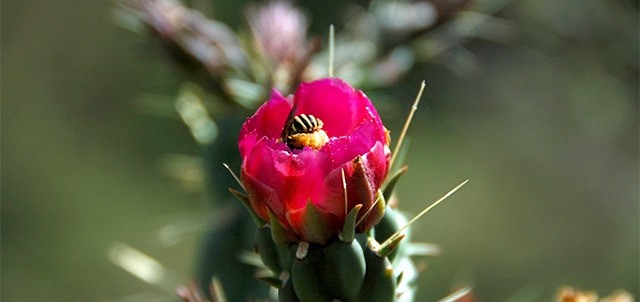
[223,163,245,191]
[296,242,309,260]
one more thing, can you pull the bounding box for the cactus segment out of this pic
[257,205,418,302]
[357,240,398,302]
[257,203,417,301]
[255,225,298,276]
[374,207,410,263]
[291,244,331,302]
[354,233,370,250]
[340,204,363,243]
[277,244,297,273]
[288,240,367,302]
[321,240,366,302]
[278,277,301,302]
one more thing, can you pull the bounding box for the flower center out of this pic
[283,114,329,150]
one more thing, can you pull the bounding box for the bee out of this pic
[281,104,329,150]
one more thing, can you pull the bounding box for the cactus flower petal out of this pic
[239,78,391,244]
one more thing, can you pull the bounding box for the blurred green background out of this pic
[2,0,638,301]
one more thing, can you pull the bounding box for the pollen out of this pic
[287,129,329,150]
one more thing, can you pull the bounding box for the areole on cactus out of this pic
[238,77,391,245]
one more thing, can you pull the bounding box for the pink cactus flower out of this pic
[246,0,308,65]
[239,78,391,244]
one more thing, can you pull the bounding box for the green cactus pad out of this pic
[278,277,301,302]
[322,239,366,302]
[357,240,398,302]
[374,207,410,263]
[276,243,296,273]
[291,244,331,302]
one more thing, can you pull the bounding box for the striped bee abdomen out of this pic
[291,114,324,134]
[285,114,329,150]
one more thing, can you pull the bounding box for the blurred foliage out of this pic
[1,0,638,301]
